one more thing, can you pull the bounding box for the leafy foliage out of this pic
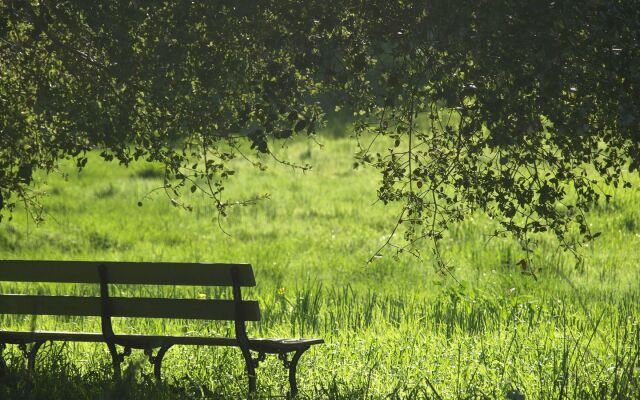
[1,0,325,219]
[340,1,640,256]
[1,1,639,254]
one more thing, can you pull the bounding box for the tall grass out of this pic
[0,136,638,399]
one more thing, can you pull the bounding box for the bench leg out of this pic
[144,344,172,382]
[240,349,257,398]
[27,340,45,372]
[106,342,131,379]
[17,341,45,372]
[280,348,309,399]
[106,342,121,378]
[0,343,6,372]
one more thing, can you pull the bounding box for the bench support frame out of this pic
[0,343,5,372]
[145,344,172,381]
[281,348,308,398]
[231,267,258,396]
[0,340,46,372]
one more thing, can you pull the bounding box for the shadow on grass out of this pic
[0,367,201,400]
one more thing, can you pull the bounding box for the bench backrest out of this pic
[0,260,260,323]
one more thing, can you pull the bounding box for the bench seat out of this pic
[0,330,323,352]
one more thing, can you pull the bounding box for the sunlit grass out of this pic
[0,135,639,399]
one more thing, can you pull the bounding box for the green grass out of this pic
[0,136,639,399]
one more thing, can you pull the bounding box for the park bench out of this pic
[0,260,323,397]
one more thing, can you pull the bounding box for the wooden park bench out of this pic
[0,260,323,397]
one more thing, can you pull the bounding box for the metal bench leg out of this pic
[106,342,121,378]
[240,348,257,398]
[18,341,45,372]
[0,343,6,372]
[280,347,309,399]
[144,344,172,382]
[27,340,45,371]
[106,343,131,379]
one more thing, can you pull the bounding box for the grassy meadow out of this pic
[0,135,639,399]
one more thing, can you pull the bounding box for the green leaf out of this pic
[18,164,33,184]
[274,129,293,139]
[294,120,307,133]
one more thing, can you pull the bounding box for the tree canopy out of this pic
[1,1,639,257]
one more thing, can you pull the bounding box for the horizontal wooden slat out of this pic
[0,260,255,286]
[0,330,239,346]
[0,295,260,321]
